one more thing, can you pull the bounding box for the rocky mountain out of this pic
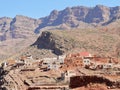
[30,29,120,59]
[0,5,120,41]
[0,5,120,60]
[0,17,12,41]
[0,15,41,60]
[35,5,120,33]
[0,15,41,41]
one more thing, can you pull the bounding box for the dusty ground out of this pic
[3,67,65,90]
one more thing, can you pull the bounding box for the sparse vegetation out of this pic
[32,29,120,58]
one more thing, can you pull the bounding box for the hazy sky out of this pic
[0,0,120,18]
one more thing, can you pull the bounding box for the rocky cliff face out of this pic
[0,15,41,60]
[10,15,41,38]
[35,5,120,32]
[0,5,120,41]
[0,5,120,60]
[0,15,41,41]
[32,31,67,55]
[0,17,12,41]
[32,29,120,57]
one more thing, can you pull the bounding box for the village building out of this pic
[72,57,83,67]
[57,55,66,64]
[83,58,91,67]
[20,55,34,66]
[89,57,116,70]
[2,60,17,68]
[64,70,76,82]
[13,62,25,68]
[113,64,120,71]
[47,63,60,70]
[79,52,92,58]
[63,52,93,69]
[64,52,120,71]
[41,55,66,70]
[7,60,16,66]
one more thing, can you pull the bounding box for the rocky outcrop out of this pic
[32,29,120,57]
[32,31,67,55]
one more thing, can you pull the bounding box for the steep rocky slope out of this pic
[0,17,12,41]
[0,15,40,60]
[10,15,41,38]
[0,5,120,60]
[0,15,41,41]
[35,5,120,32]
[31,29,120,58]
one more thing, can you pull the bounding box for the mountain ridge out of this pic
[0,5,120,60]
[0,5,120,38]
[34,5,120,32]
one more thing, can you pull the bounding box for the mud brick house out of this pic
[90,57,115,70]
[20,55,34,66]
[4,60,16,67]
[79,52,92,58]
[66,52,92,58]
[64,52,92,69]
[42,55,66,70]
[57,55,66,64]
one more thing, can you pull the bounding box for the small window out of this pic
[108,65,111,68]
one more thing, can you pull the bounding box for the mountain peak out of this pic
[0,5,120,35]
[34,5,120,32]
[95,5,107,8]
